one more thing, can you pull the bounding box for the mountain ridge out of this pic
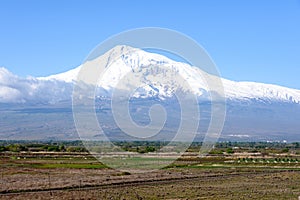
[1,45,299,104]
[1,46,300,141]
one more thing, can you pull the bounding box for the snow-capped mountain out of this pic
[2,45,297,104]
[1,45,300,141]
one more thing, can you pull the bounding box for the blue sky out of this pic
[1,0,300,89]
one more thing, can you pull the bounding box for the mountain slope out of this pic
[1,46,300,104]
[1,46,300,141]
[39,45,300,104]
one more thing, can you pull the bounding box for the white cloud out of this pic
[0,67,72,104]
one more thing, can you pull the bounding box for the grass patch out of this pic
[0,162,107,169]
[33,163,107,169]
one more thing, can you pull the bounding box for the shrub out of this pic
[226,148,234,154]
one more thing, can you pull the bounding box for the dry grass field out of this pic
[1,151,300,199]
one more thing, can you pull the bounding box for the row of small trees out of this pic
[238,157,299,162]
[0,144,87,152]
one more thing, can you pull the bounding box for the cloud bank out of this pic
[0,67,72,104]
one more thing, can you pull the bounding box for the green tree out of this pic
[226,148,234,154]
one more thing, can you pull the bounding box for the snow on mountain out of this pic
[1,45,300,104]
[223,79,300,103]
[94,46,211,98]
[38,66,81,83]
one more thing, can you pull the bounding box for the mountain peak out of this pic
[1,46,300,104]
